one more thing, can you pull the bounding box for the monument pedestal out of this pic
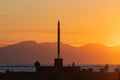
[54,58,63,67]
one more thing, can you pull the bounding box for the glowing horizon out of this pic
[0,40,118,48]
[1,0,120,64]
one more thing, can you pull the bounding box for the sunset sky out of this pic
[1,0,120,46]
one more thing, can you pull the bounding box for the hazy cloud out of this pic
[0,30,56,34]
[0,40,15,43]
[0,14,10,17]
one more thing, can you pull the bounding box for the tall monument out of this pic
[58,20,60,58]
[54,20,63,67]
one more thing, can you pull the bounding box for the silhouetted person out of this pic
[72,62,75,67]
[34,61,40,67]
[34,61,40,72]
[104,64,109,72]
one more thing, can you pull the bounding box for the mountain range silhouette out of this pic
[0,41,120,65]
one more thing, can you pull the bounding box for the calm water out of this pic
[0,65,119,73]
[0,66,36,73]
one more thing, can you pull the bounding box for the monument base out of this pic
[54,58,63,67]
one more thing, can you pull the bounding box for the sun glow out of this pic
[106,44,114,47]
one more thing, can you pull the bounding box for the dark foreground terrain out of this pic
[0,72,120,80]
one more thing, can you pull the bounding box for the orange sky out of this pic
[1,0,120,46]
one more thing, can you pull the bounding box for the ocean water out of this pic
[0,66,36,73]
[0,65,119,73]
[80,65,120,72]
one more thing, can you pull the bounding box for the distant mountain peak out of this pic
[82,43,107,47]
[0,41,119,64]
[17,41,37,45]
